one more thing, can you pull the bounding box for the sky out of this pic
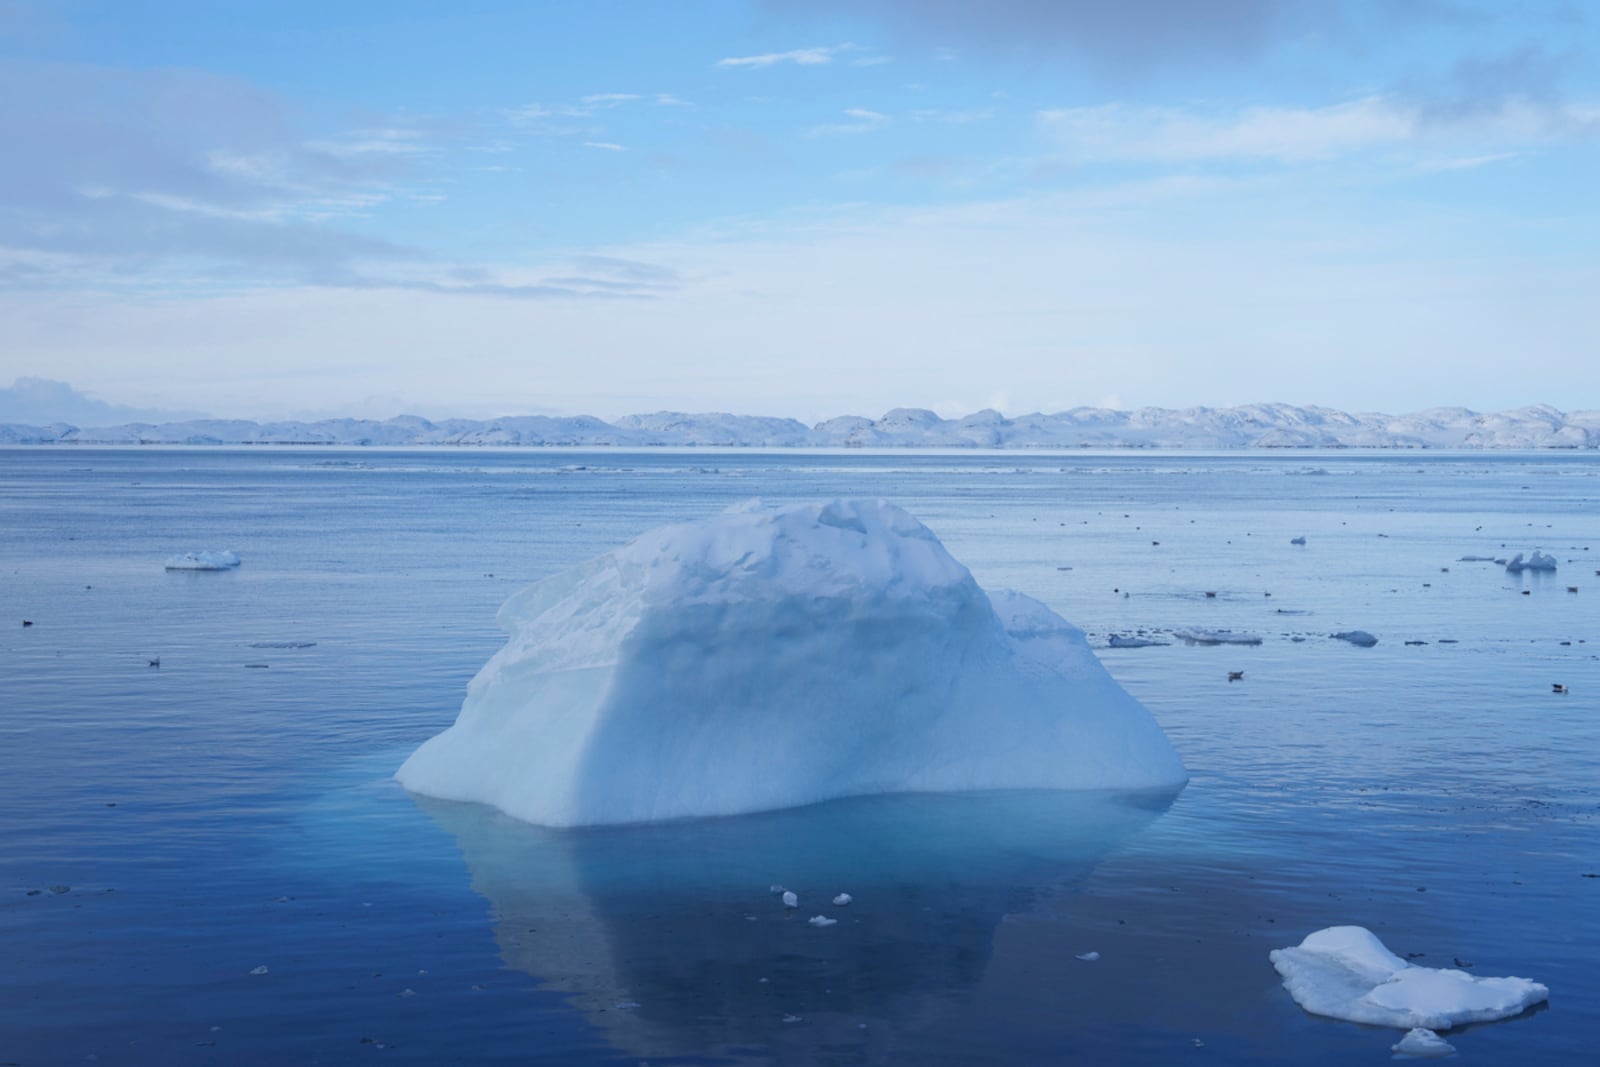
[1,0,1597,422]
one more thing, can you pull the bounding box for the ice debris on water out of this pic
[249,965,269,976]
[782,890,798,909]
[396,498,1185,826]
[1270,926,1547,1030]
[1108,634,1167,648]
[1174,628,1263,646]
[1392,1027,1456,1059]
[1332,631,1378,647]
[832,893,853,906]
[164,550,241,571]
[1076,951,1100,961]
[1504,551,1557,573]
[808,915,838,927]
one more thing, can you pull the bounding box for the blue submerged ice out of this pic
[397,498,1188,826]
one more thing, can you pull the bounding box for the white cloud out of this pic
[581,92,640,106]
[583,141,628,152]
[717,46,838,68]
[810,108,891,136]
[1038,95,1600,166]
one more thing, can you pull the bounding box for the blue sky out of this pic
[1,0,1597,421]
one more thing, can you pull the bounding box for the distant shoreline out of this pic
[4,402,1597,450]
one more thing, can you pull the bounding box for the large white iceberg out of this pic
[397,499,1187,826]
[1271,926,1548,1031]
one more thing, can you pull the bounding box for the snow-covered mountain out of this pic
[3,404,1597,449]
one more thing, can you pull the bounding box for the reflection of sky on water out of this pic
[413,788,1177,1060]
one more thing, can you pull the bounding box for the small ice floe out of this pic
[832,893,853,906]
[1504,551,1557,573]
[781,890,798,909]
[249,965,269,976]
[1290,536,1307,546]
[782,1014,802,1024]
[1175,628,1263,646]
[808,915,838,927]
[1108,634,1167,649]
[1332,631,1379,648]
[1391,1027,1456,1059]
[1075,951,1101,961]
[165,550,241,571]
[768,884,785,895]
[1457,555,1497,562]
[1269,926,1547,1030]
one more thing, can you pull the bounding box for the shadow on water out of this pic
[409,787,1180,1061]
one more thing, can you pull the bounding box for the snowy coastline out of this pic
[3,402,1598,449]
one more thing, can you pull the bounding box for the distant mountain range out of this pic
[4,403,1598,448]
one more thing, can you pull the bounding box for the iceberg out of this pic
[1504,551,1557,573]
[164,550,241,571]
[397,499,1187,826]
[1332,630,1378,647]
[1271,926,1547,1030]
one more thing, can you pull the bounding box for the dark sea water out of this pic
[1,448,1596,1065]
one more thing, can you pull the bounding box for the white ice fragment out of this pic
[808,915,838,927]
[1270,926,1547,1030]
[782,890,798,909]
[397,499,1187,826]
[782,1014,802,1023]
[768,884,785,895]
[249,965,268,976]
[165,550,241,571]
[1108,634,1167,648]
[1174,628,1263,646]
[1332,630,1378,647]
[1075,951,1100,961]
[832,893,852,906]
[1392,1028,1456,1058]
[1504,551,1557,573]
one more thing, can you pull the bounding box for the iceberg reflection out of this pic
[414,787,1179,1060]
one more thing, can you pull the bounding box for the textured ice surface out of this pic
[1332,630,1379,647]
[1504,551,1557,572]
[164,550,240,571]
[398,499,1187,826]
[1271,926,1547,1030]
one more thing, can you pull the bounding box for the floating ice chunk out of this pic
[782,891,798,909]
[768,884,785,895]
[832,893,852,906]
[1504,551,1557,573]
[1173,628,1262,646]
[249,965,269,976]
[1457,555,1497,562]
[165,550,241,571]
[808,915,837,927]
[1076,951,1100,961]
[397,499,1187,826]
[1270,926,1547,1030]
[1108,634,1167,648]
[1392,1028,1456,1058]
[1332,631,1378,647]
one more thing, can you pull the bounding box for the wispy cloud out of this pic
[1038,94,1600,165]
[810,107,891,136]
[583,141,628,152]
[717,46,839,68]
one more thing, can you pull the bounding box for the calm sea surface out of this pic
[2,448,1596,1065]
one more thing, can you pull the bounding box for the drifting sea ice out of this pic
[1332,630,1379,647]
[164,550,241,571]
[397,498,1187,826]
[1504,551,1557,573]
[1270,926,1547,1031]
[1392,1028,1456,1059]
[1173,628,1263,646]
